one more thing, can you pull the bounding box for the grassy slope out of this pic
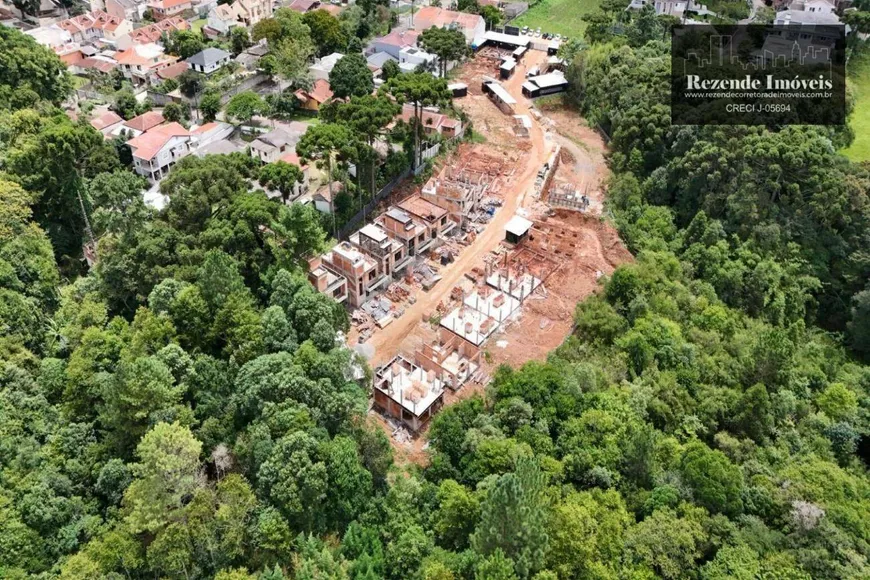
[511,0,603,37]
[842,53,870,162]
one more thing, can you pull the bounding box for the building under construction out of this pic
[421,174,487,228]
[374,355,445,432]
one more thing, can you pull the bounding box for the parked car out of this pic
[526,66,540,77]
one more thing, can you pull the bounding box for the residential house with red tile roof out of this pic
[397,103,463,138]
[116,17,189,48]
[151,60,189,81]
[288,0,319,11]
[71,56,120,75]
[368,29,420,59]
[115,42,179,85]
[412,6,485,43]
[57,10,132,43]
[121,110,166,135]
[127,122,193,180]
[294,79,333,112]
[147,0,192,20]
[89,110,124,136]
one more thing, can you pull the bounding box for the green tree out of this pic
[113,89,139,120]
[329,53,374,99]
[296,122,358,236]
[196,250,247,312]
[471,458,549,579]
[324,95,399,194]
[381,59,400,82]
[252,17,283,44]
[11,0,39,18]
[230,26,252,55]
[100,355,184,451]
[178,70,205,98]
[225,91,267,128]
[625,507,706,579]
[200,91,222,122]
[123,422,203,533]
[480,5,501,29]
[0,26,71,104]
[164,30,205,59]
[433,479,479,551]
[475,549,518,580]
[679,442,743,516]
[259,160,305,203]
[162,101,186,124]
[303,9,348,56]
[257,431,328,533]
[816,382,858,421]
[5,116,120,260]
[848,285,870,355]
[381,73,450,168]
[419,26,469,78]
[86,171,149,237]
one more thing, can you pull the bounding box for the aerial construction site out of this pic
[307,46,631,462]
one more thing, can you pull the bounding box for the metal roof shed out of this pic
[505,214,533,244]
[486,82,516,104]
[499,59,516,79]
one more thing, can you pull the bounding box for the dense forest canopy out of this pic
[0,6,869,580]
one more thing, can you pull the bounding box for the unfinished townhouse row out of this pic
[307,194,459,309]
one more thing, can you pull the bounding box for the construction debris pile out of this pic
[412,262,442,290]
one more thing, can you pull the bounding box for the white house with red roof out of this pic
[147,0,192,20]
[113,110,165,137]
[115,17,189,49]
[57,10,132,43]
[368,29,421,59]
[115,42,179,85]
[89,110,124,136]
[127,122,193,180]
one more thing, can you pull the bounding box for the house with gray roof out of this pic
[186,47,231,74]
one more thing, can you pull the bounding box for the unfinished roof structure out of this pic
[374,355,445,432]
[440,286,522,347]
[415,333,481,391]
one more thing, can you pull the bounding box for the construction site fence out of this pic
[337,167,412,240]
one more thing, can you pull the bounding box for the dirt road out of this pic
[368,58,554,365]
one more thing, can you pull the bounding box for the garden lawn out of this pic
[511,0,603,37]
[842,53,870,162]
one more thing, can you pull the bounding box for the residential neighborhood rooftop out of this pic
[186,47,231,66]
[126,122,189,160]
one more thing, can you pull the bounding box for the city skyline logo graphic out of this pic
[670,24,846,126]
[684,34,833,72]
